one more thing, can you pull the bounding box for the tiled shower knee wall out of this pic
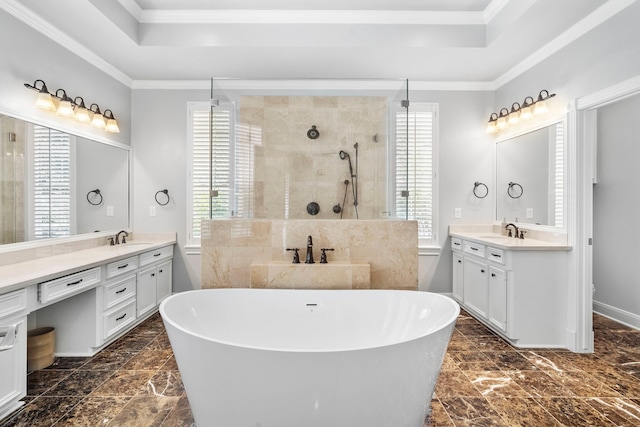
[201,219,418,290]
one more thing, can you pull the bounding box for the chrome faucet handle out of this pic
[519,230,526,239]
[107,237,115,246]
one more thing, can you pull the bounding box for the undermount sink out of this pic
[477,235,514,241]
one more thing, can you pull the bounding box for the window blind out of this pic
[553,123,564,228]
[394,103,437,244]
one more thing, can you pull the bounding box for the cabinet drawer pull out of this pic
[153,253,161,257]
[116,313,127,321]
[115,287,127,294]
[491,253,502,258]
[67,278,83,287]
[118,264,129,269]
[470,247,478,251]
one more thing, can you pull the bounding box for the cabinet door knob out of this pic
[480,269,485,273]
[457,260,462,263]
[491,273,496,277]
[151,273,155,277]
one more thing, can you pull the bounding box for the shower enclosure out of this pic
[195,79,413,222]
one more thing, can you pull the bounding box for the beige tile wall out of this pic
[237,96,388,219]
[201,219,418,290]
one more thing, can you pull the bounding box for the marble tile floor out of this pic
[2,310,640,426]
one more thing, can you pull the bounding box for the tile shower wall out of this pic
[1,115,26,244]
[238,96,388,219]
[201,219,418,290]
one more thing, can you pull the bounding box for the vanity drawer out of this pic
[104,300,136,340]
[463,241,486,258]
[139,245,173,267]
[451,237,462,251]
[0,289,28,319]
[104,275,136,310]
[38,267,101,304]
[106,256,139,279]
[487,247,505,264]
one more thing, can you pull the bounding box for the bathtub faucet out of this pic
[305,235,315,264]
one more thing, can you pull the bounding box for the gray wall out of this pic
[593,93,640,323]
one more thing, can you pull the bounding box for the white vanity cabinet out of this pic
[136,247,173,318]
[451,235,569,348]
[0,289,27,420]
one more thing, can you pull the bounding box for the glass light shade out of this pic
[485,121,497,133]
[507,111,520,125]
[496,116,507,129]
[35,92,55,110]
[534,100,548,115]
[105,118,120,133]
[520,106,533,120]
[56,100,74,117]
[74,106,90,123]
[91,112,106,129]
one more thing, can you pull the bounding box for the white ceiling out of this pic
[2,0,634,88]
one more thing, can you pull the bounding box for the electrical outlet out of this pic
[454,208,461,219]
[149,206,156,217]
[106,206,114,216]
[526,208,533,219]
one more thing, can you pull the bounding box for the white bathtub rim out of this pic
[160,288,460,354]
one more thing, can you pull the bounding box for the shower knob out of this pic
[307,125,320,139]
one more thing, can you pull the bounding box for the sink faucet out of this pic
[115,230,129,244]
[505,223,519,238]
[305,235,315,264]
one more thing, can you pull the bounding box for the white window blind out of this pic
[32,125,71,239]
[552,123,564,228]
[393,103,438,245]
[188,102,234,244]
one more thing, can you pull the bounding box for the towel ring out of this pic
[155,189,170,206]
[86,189,102,205]
[473,182,488,199]
[507,182,524,199]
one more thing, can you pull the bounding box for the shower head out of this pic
[339,150,354,177]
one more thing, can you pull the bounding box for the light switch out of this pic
[454,208,461,219]
[106,206,114,216]
[526,208,533,218]
[149,206,156,217]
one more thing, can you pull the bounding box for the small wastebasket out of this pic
[27,327,55,370]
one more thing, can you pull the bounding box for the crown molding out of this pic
[132,79,493,92]
[575,74,640,110]
[139,9,485,25]
[116,0,142,21]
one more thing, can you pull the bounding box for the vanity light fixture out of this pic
[485,113,498,134]
[23,79,119,134]
[89,103,106,129]
[24,80,55,111]
[103,109,120,133]
[533,90,555,115]
[73,97,91,123]
[496,108,509,129]
[486,90,556,133]
[55,89,75,117]
[507,102,521,125]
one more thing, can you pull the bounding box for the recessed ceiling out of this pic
[2,0,630,87]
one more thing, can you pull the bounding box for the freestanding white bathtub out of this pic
[160,289,459,427]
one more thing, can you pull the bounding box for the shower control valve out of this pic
[286,248,300,264]
[320,248,334,264]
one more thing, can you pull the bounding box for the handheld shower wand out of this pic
[339,150,354,178]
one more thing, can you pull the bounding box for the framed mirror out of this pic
[0,113,130,246]
[495,120,566,229]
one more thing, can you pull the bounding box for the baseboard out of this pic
[593,300,640,330]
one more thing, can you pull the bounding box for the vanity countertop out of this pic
[0,236,176,295]
[450,231,572,251]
